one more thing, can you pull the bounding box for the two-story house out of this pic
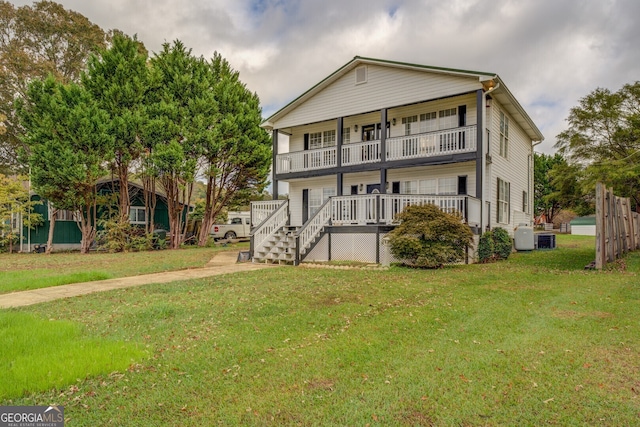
[251,56,543,265]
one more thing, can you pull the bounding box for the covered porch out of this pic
[250,194,481,265]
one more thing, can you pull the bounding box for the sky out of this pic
[9,0,640,153]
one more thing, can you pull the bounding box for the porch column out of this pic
[337,117,343,168]
[380,108,387,194]
[475,89,483,214]
[272,129,279,200]
[337,117,343,196]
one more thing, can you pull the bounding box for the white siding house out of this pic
[251,57,544,265]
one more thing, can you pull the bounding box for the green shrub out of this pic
[387,204,474,268]
[492,227,513,260]
[478,227,513,263]
[478,231,495,263]
[96,218,157,252]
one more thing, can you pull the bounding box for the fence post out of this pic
[596,182,605,269]
[607,188,615,263]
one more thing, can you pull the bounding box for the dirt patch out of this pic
[552,310,614,319]
[306,378,335,392]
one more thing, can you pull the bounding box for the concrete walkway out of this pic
[0,251,278,309]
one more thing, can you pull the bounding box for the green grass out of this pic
[0,243,248,294]
[3,235,640,425]
[0,311,146,400]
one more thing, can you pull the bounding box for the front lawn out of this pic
[3,235,640,425]
[0,243,248,294]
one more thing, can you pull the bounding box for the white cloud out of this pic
[8,0,640,152]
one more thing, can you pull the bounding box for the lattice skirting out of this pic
[303,227,479,266]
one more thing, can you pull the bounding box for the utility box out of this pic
[535,233,556,250]
[514,226,535,251]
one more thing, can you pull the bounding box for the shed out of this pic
[570,215,596,236]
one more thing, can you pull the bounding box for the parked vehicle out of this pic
[210,212,251,240]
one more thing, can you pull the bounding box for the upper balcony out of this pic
[276,125,477,175]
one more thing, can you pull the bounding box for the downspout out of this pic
[481,82,500,232]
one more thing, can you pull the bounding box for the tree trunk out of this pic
[46,209,57,254]
[118,160,130,224]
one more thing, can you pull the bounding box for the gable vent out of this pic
[355,65,367,85]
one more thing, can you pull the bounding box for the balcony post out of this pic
[337,117,343,196]
[337,117,343,168]
[380,109,387,194]
[475,89,483,219]
[272,129,279,200]
[380,108,387,163]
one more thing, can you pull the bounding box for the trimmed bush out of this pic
[478,227,513,263]
[492,227,513,260]
[478,231,495,263]
[387,204,474,268]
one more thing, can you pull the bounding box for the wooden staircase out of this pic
[253,226,298,264]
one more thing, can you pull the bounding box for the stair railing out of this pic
[251,200,289,257]
[295,197,332,265]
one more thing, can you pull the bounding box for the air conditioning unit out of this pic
[535,233,556,250]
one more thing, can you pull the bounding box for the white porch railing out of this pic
[329,194,481,226]
[387,125,477,161]
[276,126,477,174]
[296,198,332,261]
[341,141,381,166]
[251,200,289,254]
[251,200,286,227]
[276,146,337,174]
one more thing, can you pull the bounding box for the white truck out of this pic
[209,212,251,240]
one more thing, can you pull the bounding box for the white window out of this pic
[401,115,418,136]
[499,111,509,158]
[420,112,437,133]
[342,127,351,144]
[438,177,457,195]
[439,108,457,130]
[129,206,146,225]
[497,178,510,224]
[309,187,335,217]
[309,132,322,149]
[49,203,79,222]
[400,180,418,194]
[11,212,20,231]
[323,130,336,147]
[419,179,437,194]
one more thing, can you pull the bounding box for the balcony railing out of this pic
[276,125,477,174]
[386,125,477,161]
[331,194,481,227]
[341,140,381,166]
[276,146,337,174]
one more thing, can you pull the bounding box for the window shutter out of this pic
[302,189,309,224]
[303,133,309,150]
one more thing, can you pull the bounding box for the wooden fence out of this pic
[595,182,640,269]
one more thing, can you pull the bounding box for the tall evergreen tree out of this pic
[83,33,149,224]
[146,40,216,249]
[17,76,113,253]
[197,53,271,246]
